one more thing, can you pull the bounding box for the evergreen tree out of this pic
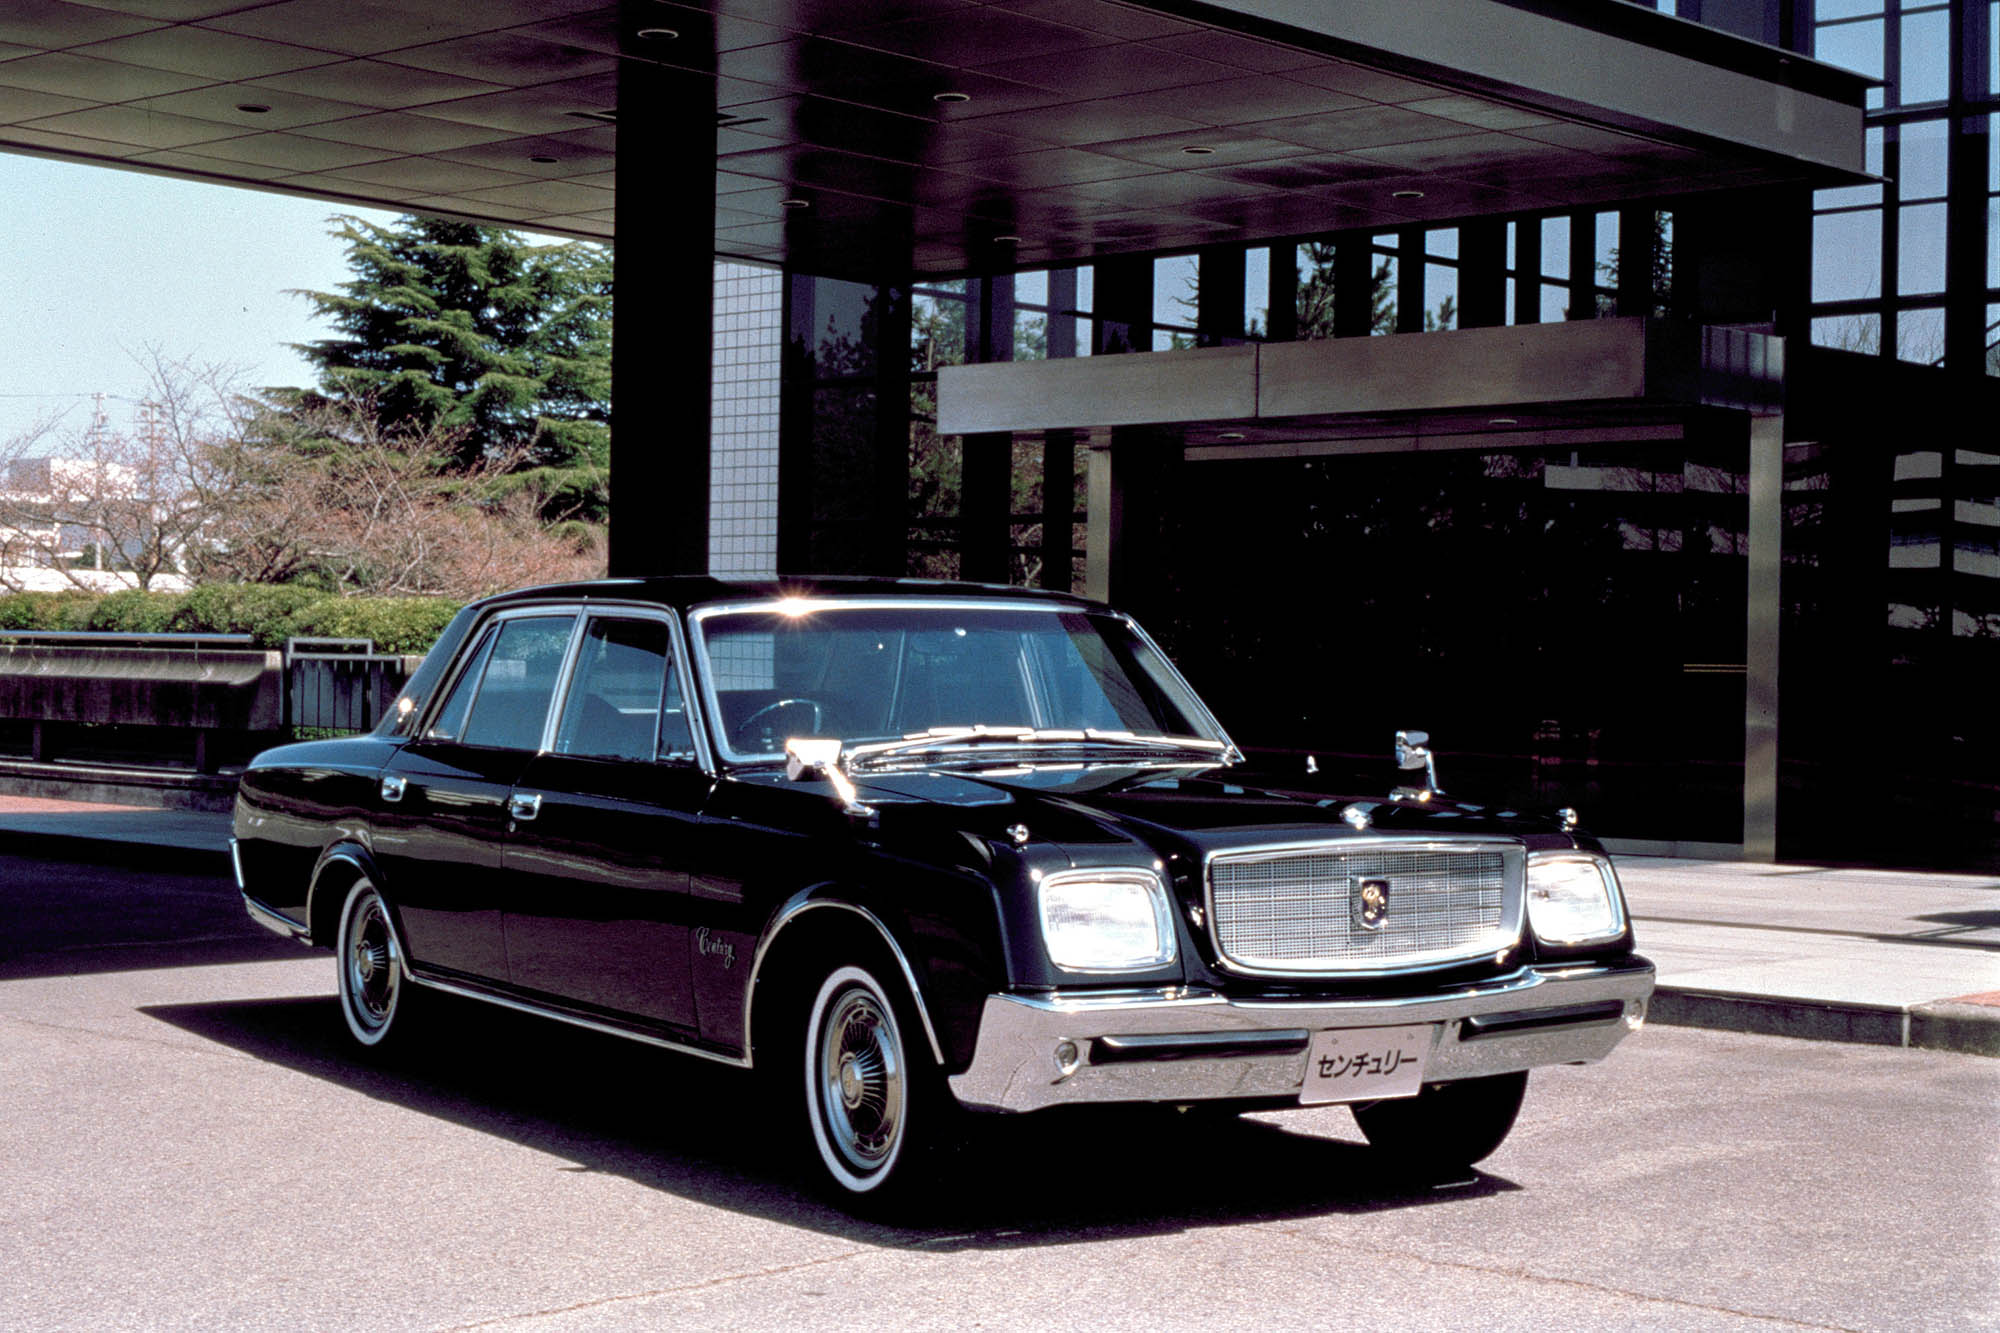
[290,215,612,521]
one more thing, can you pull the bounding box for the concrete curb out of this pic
[1651,986,2000,1058]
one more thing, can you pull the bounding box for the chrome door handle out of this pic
[508,793,542,822]
[380,775,407,803]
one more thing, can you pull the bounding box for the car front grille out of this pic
[1207,841,1519,974]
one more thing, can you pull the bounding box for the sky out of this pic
[0,151,400,449]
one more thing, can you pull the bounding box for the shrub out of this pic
[86,589,187,634]
[0,591,102,631]
[168,583,325,647]
[282,596,462,655]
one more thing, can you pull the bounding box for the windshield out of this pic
[690,600,1229,765]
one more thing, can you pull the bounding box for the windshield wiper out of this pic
[844,726,1236,771]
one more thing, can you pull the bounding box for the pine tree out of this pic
[290,215,612,522]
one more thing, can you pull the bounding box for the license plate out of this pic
[1299,1024,1434,1105]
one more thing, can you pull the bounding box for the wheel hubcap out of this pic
[818,988,903,1171]
[346,895,397,1029]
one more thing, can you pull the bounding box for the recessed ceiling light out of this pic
[1489,417,1519,426]
[530,154,559,164]
[1391,188,1425,199]
[994,233,1022,243]
[1217,431,1246,441]
[636,26,678,40]
[779,197,810,209]
[235,103,271,114]
[1181,145,1218,156]
[933,91,971,104]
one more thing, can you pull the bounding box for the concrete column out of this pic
[609,12,716,577]
[1513,218,1542,326]
[1744,411,1785,861]
[1458,219,1506,329]
[1084,427,1181,619]
[959,432,1013,584]
[1395,226,1425,333]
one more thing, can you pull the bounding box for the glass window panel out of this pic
[1426,227,1458,260]
[1898,10,1949,104]
[912,291,967,370]
[1074,266,1094,313]
[460,615,576,751]
[1373,251,1399,335]
[1986,305,1999,377]
[1153,253,1198,330]
[1426,263,1458,330]
[1506,220,1517,271]
[1897,202,1947,295]
[1541,286,1570,322]
[1594,211,1618,283]
[1014,270,1049,307]
[1245,246,1270,338]
[1896,119,1948,201]
[1814,0,1882,18]
[1812,312,1881,353]
[554,617,670,762]
[1074,316,1093,355]
[809,277,876,377]
[1896,307,1946,365]
[1812,208,1882,301]
[1541,216,1570,279]
[1505,276,1518,325]
[1815,19,1884,80]
[1296,241,1335,339]
[1014,309,1049,360]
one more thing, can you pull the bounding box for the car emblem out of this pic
[1353,877,1391,931]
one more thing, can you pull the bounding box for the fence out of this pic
[285,638,422,732]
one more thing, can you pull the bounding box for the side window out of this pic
[455,614,576,751]
[425,626,498,742]
[554,616,671,762]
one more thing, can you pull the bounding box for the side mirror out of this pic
[1395,729,1440,794]
[783,736,878,821]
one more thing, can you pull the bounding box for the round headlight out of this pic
[1526,853,1627,946]
[1038,869,1176,972]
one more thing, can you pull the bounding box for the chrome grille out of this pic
[1208,842,1517,973]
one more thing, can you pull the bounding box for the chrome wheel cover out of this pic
[814,981,905,1176]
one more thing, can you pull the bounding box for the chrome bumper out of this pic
[948,959,1654,1113]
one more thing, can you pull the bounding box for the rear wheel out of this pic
[335,878,420,1050]
[801,961,942,1200]
[1352,1071,1528,1172]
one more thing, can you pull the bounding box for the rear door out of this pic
[501,609,710,1030]
[373,609,576,982]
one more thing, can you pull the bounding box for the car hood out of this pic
[848,761,1580,865]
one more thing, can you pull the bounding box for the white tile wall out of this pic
[710,260,782,577]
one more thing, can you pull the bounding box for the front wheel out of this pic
[802,963,938,1200]
[1351,1070,1528,1172]
[335,878,420,1050]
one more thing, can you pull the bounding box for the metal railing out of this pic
[284,638,418,732]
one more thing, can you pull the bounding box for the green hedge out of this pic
[0,585,462,654]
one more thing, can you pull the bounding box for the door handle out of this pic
[380,775,407,803]
[508,792,542,822]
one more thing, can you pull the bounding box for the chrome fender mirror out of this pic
[783,736,878,820]
[1395,729,1440,794]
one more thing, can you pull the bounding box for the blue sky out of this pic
[0,152,399,448]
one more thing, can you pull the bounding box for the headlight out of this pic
[1038,869,1176,972]
[1526,853,1627,946]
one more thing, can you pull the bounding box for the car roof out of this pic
[471,574,1108,615]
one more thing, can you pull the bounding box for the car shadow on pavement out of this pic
[141,989,1520,1248]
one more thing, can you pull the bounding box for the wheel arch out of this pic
[306,843,384,951]
[745,892,947,1072]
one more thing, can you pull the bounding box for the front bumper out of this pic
[948,958,1654,1113]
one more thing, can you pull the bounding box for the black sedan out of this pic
[234,576,1653,1202]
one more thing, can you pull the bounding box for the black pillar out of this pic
[609,14,715,576]
[959,274,1015,583]
[1195,245,1245,345]
[1093,255,1151,353]
[1459,219,1507,329]
[1040,429,1076,591]
[1264,244,1297,343]
[871,283,912,575]
[1513,218,1542,325]
[1396,226,1425,333]
[1333,235,1373,337]
[1616,205,1656,317]
[1568,210,1598,319]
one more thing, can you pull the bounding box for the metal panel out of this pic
[1744,413,1784,861]
[938,344,1257,436]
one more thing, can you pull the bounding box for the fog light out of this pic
[1054,1040,1080,1076]
[1626,998,1647,1031]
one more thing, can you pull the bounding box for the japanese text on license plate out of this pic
[1300,1024,1434,1104]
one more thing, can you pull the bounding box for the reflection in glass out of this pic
[1898,9,1949,104]
[1896,307,1946,366]
[1895,118,1948,201]
[1812,312,1881,353]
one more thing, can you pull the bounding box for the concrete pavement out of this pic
[3,793,1995,1056]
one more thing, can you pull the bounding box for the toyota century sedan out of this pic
[233,576,1654,1202]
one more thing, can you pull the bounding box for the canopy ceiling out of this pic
[0,0,1869,273]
